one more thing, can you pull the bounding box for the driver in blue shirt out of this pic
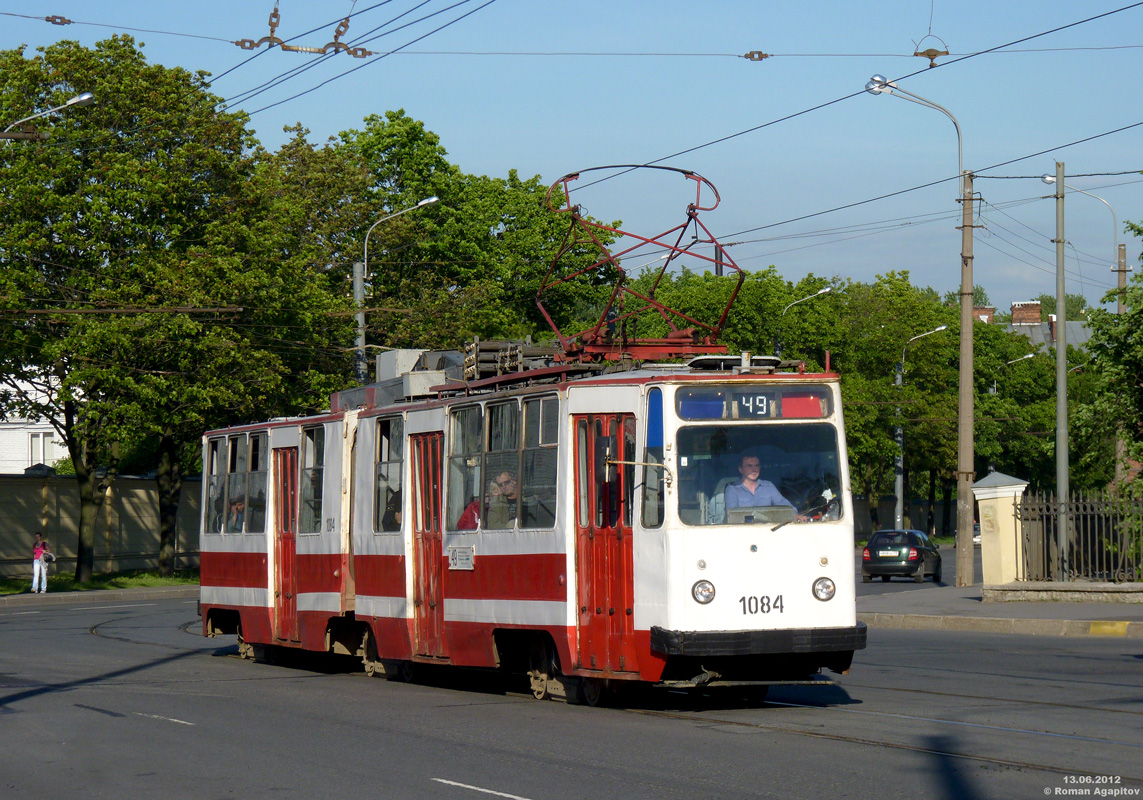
[724,455,795,511]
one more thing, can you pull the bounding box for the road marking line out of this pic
[431,779,533,800]
[70,603,157,611]
[1089,620,1129,636]
[134,712,195,726]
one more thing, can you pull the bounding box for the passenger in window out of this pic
[226,496,246,532]
[724,455,795,511]
[381,490,402,531]
[457,497,482,530]
[485,471,519,529]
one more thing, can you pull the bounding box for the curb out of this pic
[0,586,199,609]
[858,612,1143,638]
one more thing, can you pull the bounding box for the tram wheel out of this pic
[237,633,254,660]
[362,632,384,678]
[383,660,415,683]
[576,678,606,707]
[527,640,557,700]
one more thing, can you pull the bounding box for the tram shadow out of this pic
[613,681,859,712]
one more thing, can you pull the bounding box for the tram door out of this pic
[573,414,638,674]
[272,447,300,642]
[411,432,446,659]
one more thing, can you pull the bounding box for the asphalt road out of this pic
[1,597,1139,800]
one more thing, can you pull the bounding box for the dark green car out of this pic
[861,529,942,583]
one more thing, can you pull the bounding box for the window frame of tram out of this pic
[642,387,665,529]
[671,385,843,527]
[447,395,558,532]
[299,426,326,535]
[204,433,268,535]
[374,416,404,534]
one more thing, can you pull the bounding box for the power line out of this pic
[243,0,499,116]
[572,2,1143,193]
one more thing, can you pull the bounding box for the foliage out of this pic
[0,38,353,577]
[1033,292,1091,321]
[340,111,614,349]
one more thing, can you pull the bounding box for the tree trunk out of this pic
[941,476,955,539]
[155,429,183,577]
[62,399,98,583]
[927,468,937,536]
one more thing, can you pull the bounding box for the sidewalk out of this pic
[858,582,1143,638]
[4,583,1142,639]
[0,585,199,609]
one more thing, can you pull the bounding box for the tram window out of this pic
[448,406,483,530]
[593,419,621,528]
[576,419,589,527]
[623,418,635,528]
[246,434,267,533]
[225,437,247,533]
[299,427,325,534]
[375,417,404,532]
[485,401,520,530]
[676,423,842,527]
[205,438,227,534]
[642,388,665,529]
[525,396,559,447]
[521,397,558,528]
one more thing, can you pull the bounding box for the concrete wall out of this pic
[0,475,201,578]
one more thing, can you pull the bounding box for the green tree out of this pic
[0,38,354,578]
[341,111,612,349]
[1033,292,1090,321]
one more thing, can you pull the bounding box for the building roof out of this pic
[1004,320,1091,352]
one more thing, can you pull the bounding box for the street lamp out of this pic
[894,325,947,529]
[867,74,977,586]
[2,91,95,139]
[354,196,440,384]
[987,353,1034,473]
[775,286,832,357]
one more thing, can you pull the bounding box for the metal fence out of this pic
[1016,490,1142,583]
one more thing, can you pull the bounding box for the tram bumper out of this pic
[649,623,867,681]
[650,622,867,657]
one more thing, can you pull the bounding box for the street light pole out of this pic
[775,286,832,358]
[866,75,976,585]
[894,325,947,529]
[1,91,95,140]
[1041,172,1130,484]
[354,196,440,385]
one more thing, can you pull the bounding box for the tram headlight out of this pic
[691,580,716,604]
[812,577,836,602]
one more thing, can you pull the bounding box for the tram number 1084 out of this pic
[739,594,785,615]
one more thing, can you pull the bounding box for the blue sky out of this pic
[4,0,1142,317]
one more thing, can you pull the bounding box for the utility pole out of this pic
[353,261,367,385]
[1052,162,1069,577]
[1115,242,1129,484]
[955,171,976,587]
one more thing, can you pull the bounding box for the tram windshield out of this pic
[676,422,842,526]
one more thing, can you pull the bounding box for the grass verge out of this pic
[1,568,199,596]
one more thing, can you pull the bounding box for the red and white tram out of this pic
[200,167,865,702]
[200,351,865,702]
